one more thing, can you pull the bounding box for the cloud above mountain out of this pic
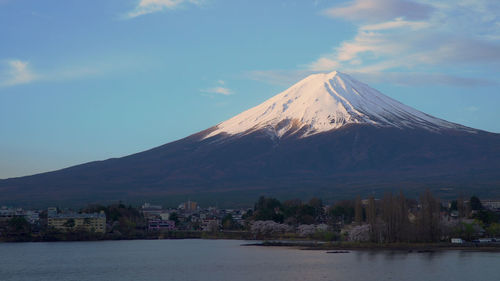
[307,0,500,85]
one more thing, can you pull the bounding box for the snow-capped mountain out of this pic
[206,71,472,140]
[1,71,499,207]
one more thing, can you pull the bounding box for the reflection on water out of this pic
[0,239,499,281]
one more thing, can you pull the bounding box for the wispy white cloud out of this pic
[126,0,203,19]
[323,0,433,22]
[202,86,232,95]
[465,106,479,112]
[201,80,233,96]
[0,60,37,86]
[247,1,499,88]
[0,57,134,88]
[307,58,341,72]
[360,17,430,31]
[304,0,500,86]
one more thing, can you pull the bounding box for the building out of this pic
[148,219,175,231]
[478,238,493,243]
[141,203,163,219]
[47,207,57,217]
[47,209,106,233]
[201,219,221,232]
[482,200,500,211]
[179,200,198,212]
[0,206,39,224]
[159,212,171,221]
[0,206,18,222]
[23,210,40,224]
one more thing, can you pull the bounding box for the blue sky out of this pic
[1,0,499,178]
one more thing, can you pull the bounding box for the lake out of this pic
[1,239,499,281]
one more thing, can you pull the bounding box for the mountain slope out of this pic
[1,71,499,207]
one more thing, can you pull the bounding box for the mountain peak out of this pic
[205,71,475,139]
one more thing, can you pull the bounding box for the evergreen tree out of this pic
[469,196,483,211]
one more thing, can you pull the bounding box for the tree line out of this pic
[246,191,500,242]
[2,192,499,243]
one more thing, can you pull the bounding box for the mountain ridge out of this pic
[1,71,499,207]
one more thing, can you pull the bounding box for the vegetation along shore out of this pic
[2,190,500,253]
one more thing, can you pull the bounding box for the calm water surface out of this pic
[1,239,499,281]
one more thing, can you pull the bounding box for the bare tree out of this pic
[395,192,410,242]
[457,194,465,219]
[366,196,377,242]
[417,189,441,242]
[354,195,363,225]
[381,192,395,242]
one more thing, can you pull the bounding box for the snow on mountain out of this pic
[205,71,474,139]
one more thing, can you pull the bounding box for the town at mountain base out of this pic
[1,72,500,207]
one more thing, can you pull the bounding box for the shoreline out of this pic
[242,240,500,252]
[3,235,500,252]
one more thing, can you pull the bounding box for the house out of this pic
[47,209,106,233]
